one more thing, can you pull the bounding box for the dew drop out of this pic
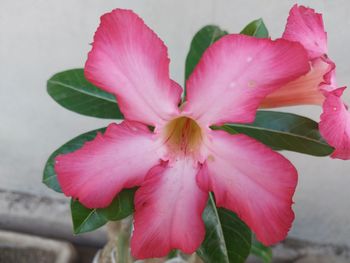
[229,81,236,88]
[131,127,138,131]
[246,56,253,62]
[333,107,337,111]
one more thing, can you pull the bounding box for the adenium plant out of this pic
[43,4,350,263]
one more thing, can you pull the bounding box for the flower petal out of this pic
[320,57,338,91]
[283,4,327,59]
[55,121,162,208]
[261,58,332,108]
[131,159,208,259]
[319,88,350,160]
[197,130,298,245]
[183,34,309,126]
[85,9,182,126]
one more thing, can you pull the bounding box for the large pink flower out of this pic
[55,9,310,258]
[261,4,350,160]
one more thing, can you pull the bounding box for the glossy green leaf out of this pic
[71,188,136,234]
[47,69,123,119]
[185,25,228,82]
[250,239,272,263]
[70,200,107,234]
[42,128,106,192]
[240,18,269,38]
[215,111,334,156]
[98,188,136,221]
[197,195,252,263]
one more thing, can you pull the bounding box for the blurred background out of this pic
[1,0,350,260]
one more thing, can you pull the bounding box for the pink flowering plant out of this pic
[43,5,350,263]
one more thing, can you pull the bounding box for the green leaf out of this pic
[250,239,272,263]
[240,18,269,38]
[185,25,228,81]
[215,111,334,156]
[197,194,252,263]
[98,188,136,221]
[43,128,106,192]
[47,69,123,119]
[71,188,136,234]
[71,199,108,234]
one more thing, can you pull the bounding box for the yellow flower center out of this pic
[163,117,203,156]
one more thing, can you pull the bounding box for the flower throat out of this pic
[164,117,202,156]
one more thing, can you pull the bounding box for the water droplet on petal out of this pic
[131,127,138,131]
[229,81,236,88]
[246,56,253,62]
[333,107,337,111]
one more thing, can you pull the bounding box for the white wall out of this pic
[1,0,350,246]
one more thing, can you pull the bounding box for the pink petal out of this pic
[85,9,182,126]
[197,130,298,245]
[261,57,332,108]
[131,159,208,259]
[183,34,309,126]
[320,57,338,91]
[55,121,162,208]
[319,88,350,160]
[283,4,327,59]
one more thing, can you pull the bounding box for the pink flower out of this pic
[261,4,350,160]
[261,4,333,108]
[54,9,310,258]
